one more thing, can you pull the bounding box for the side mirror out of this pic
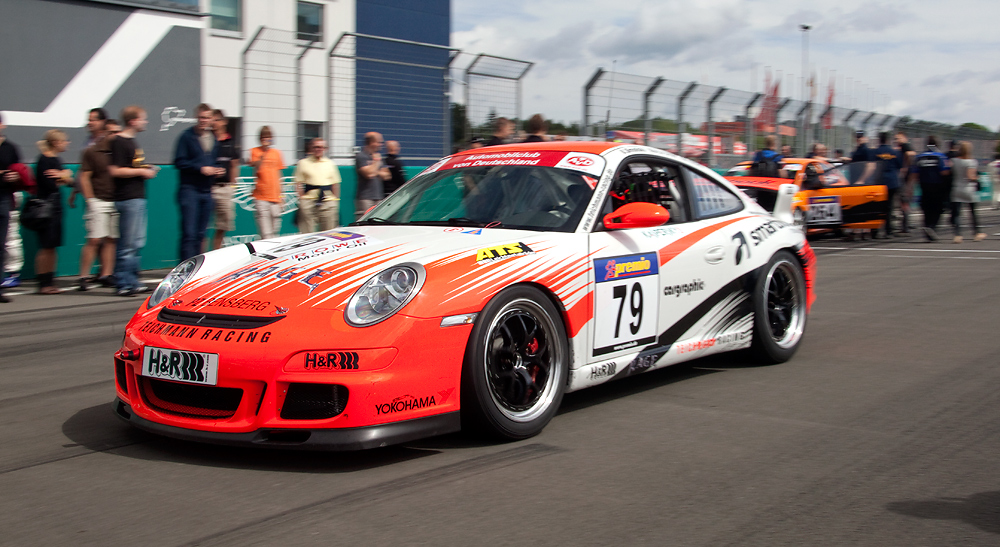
[603,202,670,230]
[772,183,799,224]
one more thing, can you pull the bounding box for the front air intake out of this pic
[280,383,349,420]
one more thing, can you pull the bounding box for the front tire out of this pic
[461,286,568,440]
[750,251,807,364]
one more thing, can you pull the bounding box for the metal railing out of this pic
[583,69,1000,168]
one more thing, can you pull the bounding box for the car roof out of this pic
[451,141,626,157]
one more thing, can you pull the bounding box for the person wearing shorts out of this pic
[78,119,120,290]
[210,110,239,250]
[250,126,285,239]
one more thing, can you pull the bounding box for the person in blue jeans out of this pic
[174,103,222,261]
[108,106,157,296]
[873,132,903,237]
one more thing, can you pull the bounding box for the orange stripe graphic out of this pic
[657,217,750,266]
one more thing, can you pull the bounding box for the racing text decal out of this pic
[476,242,533,263]
[136,321,272,343]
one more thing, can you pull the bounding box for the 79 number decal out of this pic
[593,254,659,356]
[613,283,643,337]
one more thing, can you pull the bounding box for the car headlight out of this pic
[345,263,425,326]
[148,256,204,308]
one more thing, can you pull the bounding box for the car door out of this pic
[813,161,888,227]
[588,159,688,366]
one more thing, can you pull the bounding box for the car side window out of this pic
[596,160,688,229]
[685,167,744,219]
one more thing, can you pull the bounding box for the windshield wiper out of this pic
[350,218,399,226]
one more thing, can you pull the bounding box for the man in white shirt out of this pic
[294,138,341,233]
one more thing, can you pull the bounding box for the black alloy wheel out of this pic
[462,286,568,440]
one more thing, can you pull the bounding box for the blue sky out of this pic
[453,0,1000,129]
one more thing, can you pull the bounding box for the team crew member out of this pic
[750,135,783,177]
[77,119,121,290]
[911,136,951,241]
[109,105,157,296]
[210,109,239,250]
[873,132,903,237]
[174,103,221,261]
[294,138,340,233]
[851,131,873,162]
[355,132,390,218]
[250,126,286,239]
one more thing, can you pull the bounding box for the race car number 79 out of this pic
[593,254,659,356]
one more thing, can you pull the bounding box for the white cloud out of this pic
[453,0,1000,129]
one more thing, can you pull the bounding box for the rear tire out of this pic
[461,286,568,440]
[750,251,807,364]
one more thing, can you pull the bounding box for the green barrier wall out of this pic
[14,164,426,279]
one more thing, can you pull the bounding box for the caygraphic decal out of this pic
[663,279,705,298]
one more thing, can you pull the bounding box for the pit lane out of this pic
[2,209,999,545]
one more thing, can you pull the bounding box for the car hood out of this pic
[165,226,578,317]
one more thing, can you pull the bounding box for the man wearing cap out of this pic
[911,136,951,241]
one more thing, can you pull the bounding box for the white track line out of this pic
[813,246,1000,253]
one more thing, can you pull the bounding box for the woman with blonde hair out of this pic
[949,141,986,243]
[34,129,73,293]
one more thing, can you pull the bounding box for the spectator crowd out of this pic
[750,130,996,242]
[0,104,419,303]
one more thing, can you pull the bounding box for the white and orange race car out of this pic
[113,142,816,450]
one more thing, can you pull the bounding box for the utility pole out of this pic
[800,24,811,155]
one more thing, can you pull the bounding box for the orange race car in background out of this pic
[725,158,888,234]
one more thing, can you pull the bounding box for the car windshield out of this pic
[725,163,798,179]
[355,165,597,232]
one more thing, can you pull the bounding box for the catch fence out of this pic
[584,69,999,169]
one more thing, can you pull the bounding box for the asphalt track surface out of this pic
[3,210,999,546]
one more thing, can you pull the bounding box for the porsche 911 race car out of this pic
[113,142,816,450]
[725,158,888,234]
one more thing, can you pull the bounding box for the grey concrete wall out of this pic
[0,0,202,165]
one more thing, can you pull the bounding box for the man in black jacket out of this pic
[383,140,406,196]
[174,103,223,261]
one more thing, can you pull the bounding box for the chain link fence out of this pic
[460,53,533,142]
[327,32,458,164]
[242,27,311,164]
[584,69,1000,169]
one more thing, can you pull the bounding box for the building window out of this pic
[300,122,324,158]
[297,1,323,42]
[210,0,241,32]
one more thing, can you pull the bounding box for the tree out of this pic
[959,122,990,133]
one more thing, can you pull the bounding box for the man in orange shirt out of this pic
[250,126,285,239]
